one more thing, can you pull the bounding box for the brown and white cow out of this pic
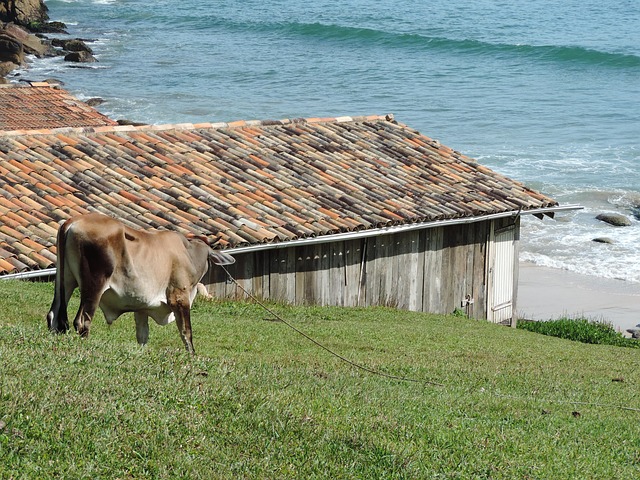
[46,213,234,353]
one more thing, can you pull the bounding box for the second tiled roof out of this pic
[0,83,118,131]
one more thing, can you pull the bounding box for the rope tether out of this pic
[219,265,444,387]
[217,266,640,414]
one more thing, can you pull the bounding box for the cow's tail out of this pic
[46,219,72,333]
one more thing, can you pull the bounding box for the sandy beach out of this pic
[517,262,640,333]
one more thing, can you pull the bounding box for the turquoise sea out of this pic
[17,0,640,282]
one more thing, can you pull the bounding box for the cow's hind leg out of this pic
[47,274,77,333]
[134,312,150,346]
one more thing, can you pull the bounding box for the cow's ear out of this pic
[209,251,235,265]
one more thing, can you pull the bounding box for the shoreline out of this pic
[517,262,640,333]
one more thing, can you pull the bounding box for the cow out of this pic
[46,213,235,354]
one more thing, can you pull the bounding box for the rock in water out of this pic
[592,237,614,244]
[52,38,93,54]
[595,213,632,227]
[64,50,97,63]
[626,328,640,339]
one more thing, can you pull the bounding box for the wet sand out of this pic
[517,262,640,334]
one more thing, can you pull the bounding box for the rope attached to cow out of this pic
[219,265,444,387]
[216,266,640,413]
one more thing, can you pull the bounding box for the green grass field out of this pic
[1,280,640,479]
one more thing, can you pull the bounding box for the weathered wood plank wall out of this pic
[203,219,518,320]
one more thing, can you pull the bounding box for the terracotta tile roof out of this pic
[0,114,558,275]
[0,83,118,131]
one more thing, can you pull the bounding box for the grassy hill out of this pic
[1,280,639,479]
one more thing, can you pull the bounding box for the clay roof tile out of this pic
[0,112,558,275]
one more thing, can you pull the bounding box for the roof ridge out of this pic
[0,113,395,137]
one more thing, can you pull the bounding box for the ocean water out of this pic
[14,0,640,282]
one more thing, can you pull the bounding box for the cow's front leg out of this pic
[175,305,194,355]
[168,287,195,354]
[134,312,150,346]
[47,273,77,334]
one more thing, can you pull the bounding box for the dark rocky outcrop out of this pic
[0,0,48,28]
[27,20,66,34]
[0,30,22,65]
[0,22,57,75]
[0,0,57,78]
[3,21,51,56]
[595,213,632,227]
[0,1,78,80]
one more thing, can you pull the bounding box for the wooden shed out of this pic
[0,106,577,324]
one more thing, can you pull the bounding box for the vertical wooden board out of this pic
[511,218,521,327]
[318,243,331,306]
[285,248,297,304]
[471,221,489,319]
[423,227,444,313]
[309,244,322,305]
[295,243,324,305]
[446,225,469,313]
[485,220,496,321]
[415,229,425,312]
[359,238,368,307]
[441,226,458,314]
[344,238,364,307]
[329,241,347,306]
[392,234,403,308]
[368,235,382,306]
[394,230,421,311]
[261,250,271,301]
[453,225,469,313]
[272,250,286,303]
[384,233,396,306]
[462,224,476,315]
[250,251,265,300]
[464,224,475,290]
[294,245,310,305]
[363,235,378,306]
[269,248,296,304]
[376,234,393,306]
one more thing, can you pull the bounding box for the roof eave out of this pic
[225,204,583,255]
[0,204,582,281]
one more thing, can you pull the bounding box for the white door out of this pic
[488,223,516,324]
